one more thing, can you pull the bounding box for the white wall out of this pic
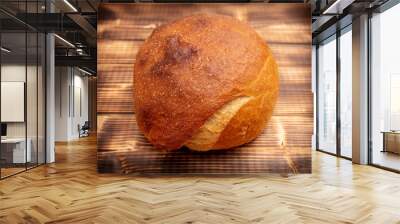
[55,67,89,141]
[55,67,70,141]
[72,73,89,138]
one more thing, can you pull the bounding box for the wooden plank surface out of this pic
[97,64,134,113]
[97,115,311,173]
[97,3,312,174]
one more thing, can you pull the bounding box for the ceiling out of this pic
[0,0,393,74]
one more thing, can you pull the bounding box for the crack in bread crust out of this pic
[184,52,278,151]
[184,96,252,151]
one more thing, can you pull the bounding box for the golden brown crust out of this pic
[134,14,279,150]
[213,50,279,150]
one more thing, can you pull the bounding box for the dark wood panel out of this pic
[97,115,311,174]
[97,3,310,45]
[97,39,140,64]
[97,64,135,113]
[97,3,312,174]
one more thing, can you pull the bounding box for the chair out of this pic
[79,121,90,138]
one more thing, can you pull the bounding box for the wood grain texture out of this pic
[97,3,312,174]
[1,137,400,223]
[98,115,311,174]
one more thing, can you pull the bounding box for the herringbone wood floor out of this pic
[1,136,400,224]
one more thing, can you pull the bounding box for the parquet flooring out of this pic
[1,135,400,223]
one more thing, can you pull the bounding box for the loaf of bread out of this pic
[134,14,279,151]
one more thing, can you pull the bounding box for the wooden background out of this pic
[97,3,312,174]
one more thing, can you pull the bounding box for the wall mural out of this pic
[97,3,312,174]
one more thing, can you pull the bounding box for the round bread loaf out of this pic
[134,14,279,151]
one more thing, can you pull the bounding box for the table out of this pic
[382,131,400,154]
[1,138,31,163]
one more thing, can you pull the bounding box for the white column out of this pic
[312,45,317,150]
[352,14,369,164]
[46,32,55,163]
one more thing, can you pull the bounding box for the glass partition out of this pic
[1,30,28,177]
[0,1,46,179]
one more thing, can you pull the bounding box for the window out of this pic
[317,36,337,154]
[316,25,353,158]
[340,27,352,158]
[370,3,400,171]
